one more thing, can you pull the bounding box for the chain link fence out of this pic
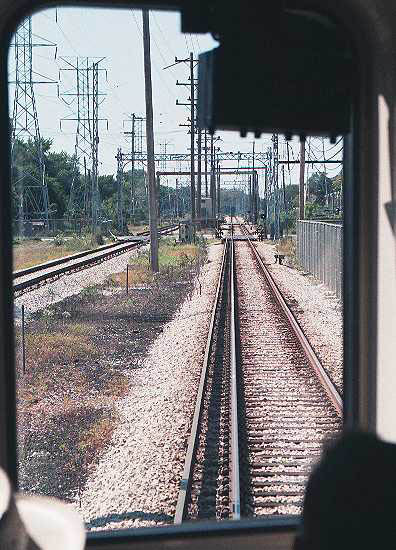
[297,220,343,299]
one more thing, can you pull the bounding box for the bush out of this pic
[91,232,104,247]
[54,234,65,246]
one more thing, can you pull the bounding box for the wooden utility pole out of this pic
[216,158,220,216]
[175,178,179,218]
[204,129,208,196]
[116,148,124,232]
[142,10,159,272]
[130,114,135,220]
[299,138,306,219]
[210,135,216,218]
[248,175,252,221]
[282,164,286,212]
[252,141,256,223]
[197,128,202,220]
[190,52,196,221]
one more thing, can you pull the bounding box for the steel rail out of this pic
[241,227,343,417]
[13,225,178,293]
[174,239,229,524]
[13,225,177,279]
[229,237,241,520]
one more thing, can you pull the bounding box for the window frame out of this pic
[0,0,387,547]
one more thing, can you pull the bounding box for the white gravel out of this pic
[255,241,343,394]
[14,244,149,320]
[74,243,223,531]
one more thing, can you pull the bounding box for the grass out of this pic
[17,321,99,404]
[26,322,96,364]
[109,239,204,288]
[276,237,297,264]
[16,310,130,501]
[13,235,108,271]
[16,236,209,501]
[127,223,149,234]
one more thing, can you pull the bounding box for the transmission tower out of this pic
[60,57,108,227]
[59,57,108,231]
[10,16,57,236]
[60,58,93,219]
[123,113,145,220]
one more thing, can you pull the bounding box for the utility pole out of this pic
[210,136,216,218]
[172,53,198,222]
[204,129,208,197]
[272,134,280,238]
[189,52,196,221]
[131,114,135,221]
[282,164,287,234]
[252,141,256,223]
[175,178,179,218]
[299,138,306,219]
[264,167,268,237]
[248,175,252,222]
[216,158,220,217]
[142,10,159,272]
[197,127,202,220]
[322,137,329,207]
[116,148,123,232]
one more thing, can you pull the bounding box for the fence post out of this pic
[126,264,129,295]
[22,304,26,375]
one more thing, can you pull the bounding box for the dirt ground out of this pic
[15,241,207,501]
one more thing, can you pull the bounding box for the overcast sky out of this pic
[8,7,343,196]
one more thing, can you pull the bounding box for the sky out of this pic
[8,6,343,197]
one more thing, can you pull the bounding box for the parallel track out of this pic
[175,226,342,522]
[13,224,178,294]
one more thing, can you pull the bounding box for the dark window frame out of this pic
[0,0,382,547]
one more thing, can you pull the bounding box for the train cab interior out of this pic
[1,0,396,548]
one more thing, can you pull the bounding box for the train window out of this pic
[8,5,346,539]
[3,0,384,548]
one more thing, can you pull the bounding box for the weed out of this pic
[276,237,297,264]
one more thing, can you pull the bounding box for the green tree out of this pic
[306,172,333,206]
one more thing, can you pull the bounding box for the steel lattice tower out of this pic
[91,61,100,232]
[123,113,145,219]
[11,17,54,234]
[60,58,93,218]
[60,57,107,229]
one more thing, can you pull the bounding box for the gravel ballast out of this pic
[76,243,223,531]
[255,240,343,394]
[14,243,151,318]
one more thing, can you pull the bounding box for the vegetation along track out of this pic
[13,225,178,294]
[175,226,342,522]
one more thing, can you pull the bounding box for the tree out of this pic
[306,172,333,206]
[12,138,77,220]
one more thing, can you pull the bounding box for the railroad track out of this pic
[13,224,178,294]
[175,225,342,522]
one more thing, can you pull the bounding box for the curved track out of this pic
[13,224,178,294]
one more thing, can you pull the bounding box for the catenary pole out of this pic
[197,127,202,220]
[204,129,208,197]
[190,52,196,221]
[142,10,159,272]
[299,138,306,219]
[131,113,135,220]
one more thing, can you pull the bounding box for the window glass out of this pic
[10,6,343,532]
